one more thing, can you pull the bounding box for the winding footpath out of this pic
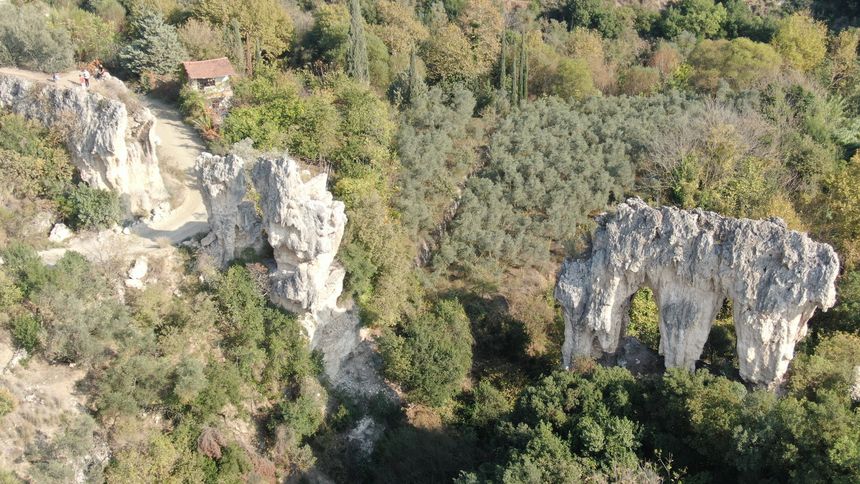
[0,68,209,262]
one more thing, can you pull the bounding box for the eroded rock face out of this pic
[252,156,347,316]
[195,153,263,267]
[0,74,169,216]
[555,198,839,386]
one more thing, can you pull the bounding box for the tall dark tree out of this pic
[520,33,528,102]
[499,30,507,90]
[511,36,519,105]
[347,0,369,84]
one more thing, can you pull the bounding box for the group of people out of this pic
[50,61,107,88]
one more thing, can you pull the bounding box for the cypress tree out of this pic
[511,37,519,105]
[404,49,427,105]
[224,19,246,75]
[499,30,507,91]
[520,33,528,102]
[347,0,370,84]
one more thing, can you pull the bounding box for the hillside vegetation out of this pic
[1,0,859,482]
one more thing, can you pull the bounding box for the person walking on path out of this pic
[82,69,90,88]
[79,71,85,86]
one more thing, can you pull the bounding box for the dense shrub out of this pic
[55,6,118,63]
[380,299,473,406]
[688,38,781,91]
[0,112,74,199]
[771,12,828,72]
[0,388,14,418]
[10,313,40,353]
[0,3,75,72]
[58,184,122,230]
[658,0,727,39]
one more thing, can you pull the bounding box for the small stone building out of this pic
[182,57,237,100]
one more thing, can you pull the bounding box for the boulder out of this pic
[0,74,169,217]
[128,257,148,280]
[555,198,839,386]
[48,223,72,243]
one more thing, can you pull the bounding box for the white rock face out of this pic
[48,223,72,243]
[252,156,347,317]
[195,153,263,267]
[555,198,840,386]
[0,74,169,216]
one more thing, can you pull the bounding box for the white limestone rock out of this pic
[48,223,72,243]
[555,198,840,387]
[195,152,264,267]
[0,74,169,217]
[128,256,148,280]
[125,256,148,289]
[252,156,347,316]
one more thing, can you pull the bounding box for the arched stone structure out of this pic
[555,198,840,386]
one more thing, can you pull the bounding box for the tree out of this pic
[771,12,828,72]
[380,299,473,406]
[0,3,74,72]
[54,7,118,63]
[688,38,781,91]
[437,95,693,273]
[193,0,293,75]
[346,0,369,84]
[659,0,728,39]
[178,18,228,61]
[396,85,476,242]
[457,0,504,76]
[563,0,628,39]
[118,10,187,76]
[424,21,482,83]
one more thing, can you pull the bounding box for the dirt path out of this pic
[0,68,210,262]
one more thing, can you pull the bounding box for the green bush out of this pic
[0,112,74,199]
[0,388,14,418]
[627,288,660,351]
[10,313,40,353]
[380,299,473,406]
[59,184,122,230]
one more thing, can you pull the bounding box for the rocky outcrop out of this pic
[252,156,347,316]
[197,153,383,397]
[0,74,169,216]
[555,198,839,386]
[195,153,263,267]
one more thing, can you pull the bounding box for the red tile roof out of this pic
[182,57,237,79]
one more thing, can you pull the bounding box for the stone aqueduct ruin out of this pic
[555,198,840,386]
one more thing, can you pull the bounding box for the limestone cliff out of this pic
[555,198,839,386]
[0,74,169,216]
[252,156,347,316]
[195,153,263,267]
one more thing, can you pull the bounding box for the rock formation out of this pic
[0,74,169,216]
[555,198,839,386]
[195,153,264,267]
[197,153,389,397]
[252,156,347,316]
